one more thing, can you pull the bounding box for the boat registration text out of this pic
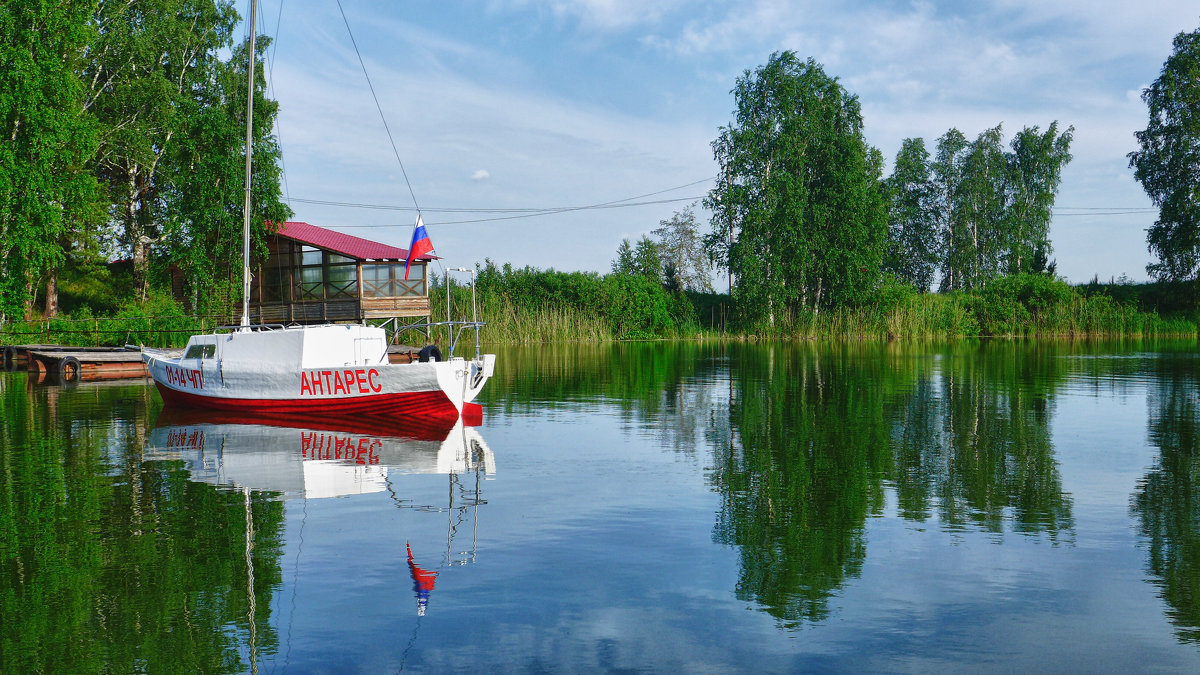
[300,368,382,396]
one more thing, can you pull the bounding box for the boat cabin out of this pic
[250,221,433,325]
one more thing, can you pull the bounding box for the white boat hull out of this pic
[142,325,494,422]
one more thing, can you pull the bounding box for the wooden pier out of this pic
[3,345,157,383]
[4,342,419,382]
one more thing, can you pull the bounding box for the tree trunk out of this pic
[23,280,35,321]
[45,272,58,318]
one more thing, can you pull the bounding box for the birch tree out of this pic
[884,138,939,290]
[705,51,886,323]
[1129,24,1200,297]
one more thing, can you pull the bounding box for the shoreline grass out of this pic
[4,272,1195,348]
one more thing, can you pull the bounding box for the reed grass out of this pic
[475,295,611,344]
[4,272,1193,348]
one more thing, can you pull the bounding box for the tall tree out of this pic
[611,239,635,275]
[932,122,1072,291]
[933,128,969,292]
[632,236,663,285]
[1006,123,1073,275]
[158,36,290,315]
[884,138,939,290]
[0,0,103,321]
[652,204,713,293]
[83,0,239,299]
[705,51,887,323]
[1129,24,1200,297]
[959,125,1009,289]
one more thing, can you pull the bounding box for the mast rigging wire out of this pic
[334,0,422,215]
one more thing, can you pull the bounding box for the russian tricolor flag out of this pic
[405,215,434,280]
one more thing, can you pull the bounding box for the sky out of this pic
[256,0,1200,285]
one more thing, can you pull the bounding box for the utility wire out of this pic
[287,176,714,213]
[315,195,705,228]
[283,176,715,228]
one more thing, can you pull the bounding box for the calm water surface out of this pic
[4,340,1200,672]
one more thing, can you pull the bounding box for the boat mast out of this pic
[240,0,258,329]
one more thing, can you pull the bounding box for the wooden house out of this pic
[249,221,432,325]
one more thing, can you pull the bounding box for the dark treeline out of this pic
[1,0,288,324]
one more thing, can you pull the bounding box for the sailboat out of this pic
[140,0,494,423]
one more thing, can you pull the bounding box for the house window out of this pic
[292,247,360,300]
[362,262,426,297]
[325,253,357,299]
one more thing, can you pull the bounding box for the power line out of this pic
[323,195,706,228]
[284,176,714,226]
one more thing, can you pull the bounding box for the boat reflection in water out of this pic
[145,406,494,621]
[147,406,494,499]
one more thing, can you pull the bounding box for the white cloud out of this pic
[471,169,491,181]
[502,0,689,30]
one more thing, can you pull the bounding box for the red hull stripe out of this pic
[155,383,458,421]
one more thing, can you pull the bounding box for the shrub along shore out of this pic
[1,266,1193,350]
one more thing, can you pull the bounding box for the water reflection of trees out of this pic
[0,377,284,673]
[1133,353,1200,643]
[710,343,891,626]
[708,341,1074,627]
[487,341,1185,629]
[892,343,1073,534]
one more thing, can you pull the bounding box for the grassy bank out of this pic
[440,268,1195,342]
[3,269,1193,348]
[0,293,217,348]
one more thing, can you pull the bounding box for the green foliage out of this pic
[434,260,700,342]
[706,51,888,323]
[1130,23,1200,290]
[1006,123,1073,274]
[158,35,291,315]
[632,236,663,285]
[0,0,288,325]
[611,239,635,275]
[885,138,939,290]
[929,123,1073,292]
[0,0,104,320]
[0,291,211,348]
[968,273,1184,336]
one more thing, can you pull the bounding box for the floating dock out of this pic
[4,343,422,382]
[3,345,161,383]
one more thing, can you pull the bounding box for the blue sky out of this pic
[258,0,1200,285]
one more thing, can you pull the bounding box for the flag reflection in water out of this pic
[407,542,438,616]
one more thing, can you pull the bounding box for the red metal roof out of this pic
[274,221,435,261]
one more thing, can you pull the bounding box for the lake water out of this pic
[4,340,1200,672]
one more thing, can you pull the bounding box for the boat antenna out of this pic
[239,0,258,330]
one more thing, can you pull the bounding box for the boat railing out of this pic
[390,320,486,359]
[213,323,287,333]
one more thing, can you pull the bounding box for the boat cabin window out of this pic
[185,344,216,359]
